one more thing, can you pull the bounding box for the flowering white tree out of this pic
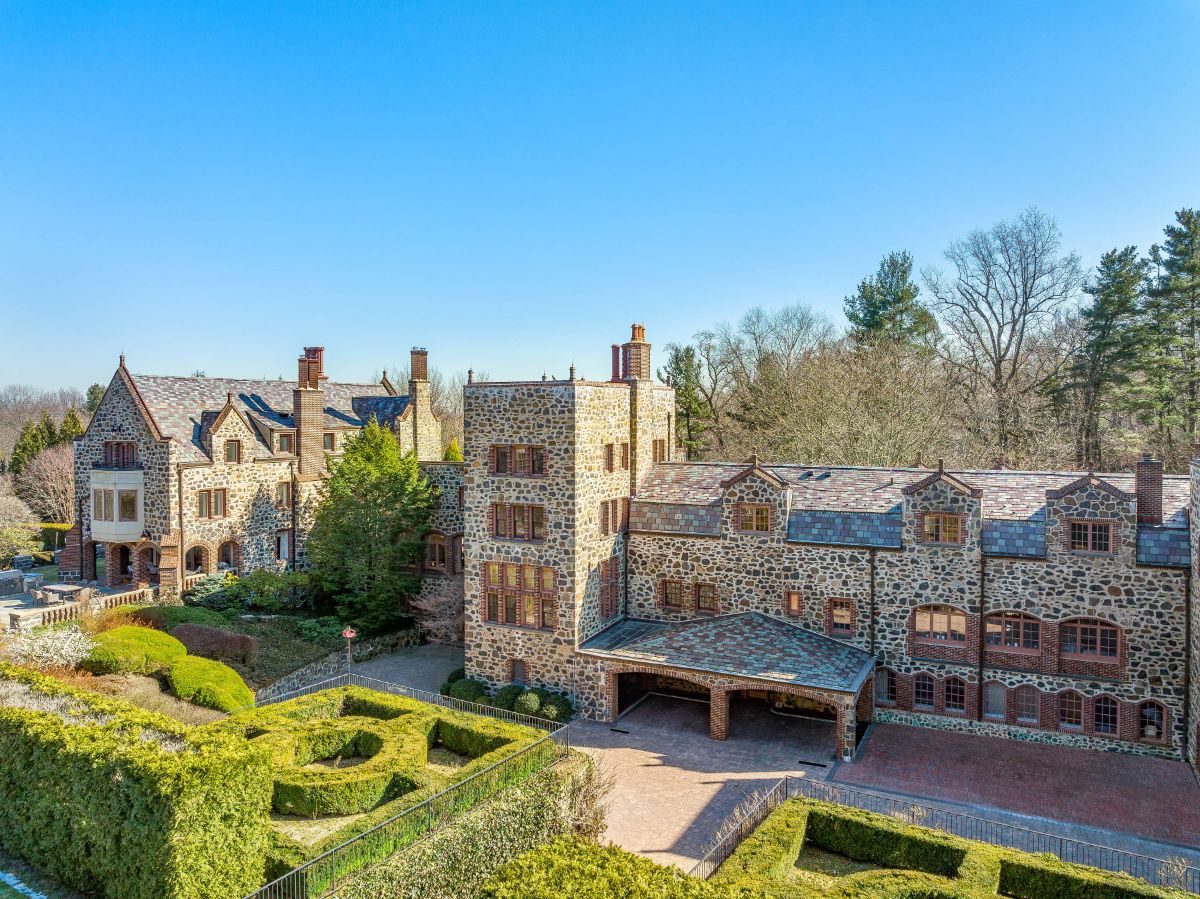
[1,623,95,670]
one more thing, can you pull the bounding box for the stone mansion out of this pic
[63,326,1200,774]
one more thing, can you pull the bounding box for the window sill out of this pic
[489,473,547,479]
[913,704,934,712]
[917,541,964,548]
[491,537,547,544]
[914,638,968,647]
[481,621,554,633]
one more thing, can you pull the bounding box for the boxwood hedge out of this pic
[0,663,272,899]
[165,655,254,712]
[81,626,187,675]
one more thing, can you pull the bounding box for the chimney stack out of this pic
[410,348,429,382]
[620,323,651,381]
[1135,455,1163,525]
[297,347,326,389]
[611,344,621,381]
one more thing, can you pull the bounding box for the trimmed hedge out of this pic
[82,626,187,675]
[1000,853,1183,898]
[134,605,230,631]
[165,656,254,713]
[805,805,969,878]
[0,663,272,899]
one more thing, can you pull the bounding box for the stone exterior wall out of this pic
[1190,459,1200,773]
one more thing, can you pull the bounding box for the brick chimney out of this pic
[1135,455,1163,525]
[620,324,651,381]
[611,344,621,381]
[293,347,327,480]
[410,347,429,382]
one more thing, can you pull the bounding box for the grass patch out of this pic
[216,615,339,688]
[789,844,880,884]
[426,744,471,776]
[269,811,367,847]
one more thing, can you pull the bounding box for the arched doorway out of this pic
[724,687,840,763]
[184,545,209,575]
[82,541,102,582]
[114,545,133,585]
[217,540,240,572]
[136,545,160,585]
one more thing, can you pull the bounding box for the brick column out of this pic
[856,679,874,724]
[709,688,729,740]
[104,543,120,588]
[158,531,182,597]
[132,546,148,587]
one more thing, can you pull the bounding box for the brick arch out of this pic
[183,542,215,574]
[81,540,99,582]
[216,537,242,571]
[133,541,160,586]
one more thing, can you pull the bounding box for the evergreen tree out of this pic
[8,418,50,476]
[85,383,106,415]
[306,419,432,633]
[442,438,463,461]
[658,344,712,459]
[1138,208,1200,463]
[844,251,937,346]
[1058,247,1147,467]
[58,407,85,444]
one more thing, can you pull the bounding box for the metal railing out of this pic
[245,724,569,899]
[235,672,561,731]
[691,776,1200,893]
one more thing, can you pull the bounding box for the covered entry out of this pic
[582,612,875,762]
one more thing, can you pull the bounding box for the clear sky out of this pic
[2,1,1198,390]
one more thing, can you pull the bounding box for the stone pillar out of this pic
[836,700,858,762]
[709,688,729,740]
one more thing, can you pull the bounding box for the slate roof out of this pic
[579,612,875,694]
[637,462,1190,527]
[786,510,902,549]
[127,374,392,463]
[981,519,1047,559]
[629,502,721,535]
[1136,527,1192,568]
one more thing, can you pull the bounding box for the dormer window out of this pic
[921,513,962,545]
[278,433,294,454]
[737,504,771,533]
[224,440,241,464]
[1068,520,1113,554]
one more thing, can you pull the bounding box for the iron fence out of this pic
[231,672,560,731]
[690,775,1200,893]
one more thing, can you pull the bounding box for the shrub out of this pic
[804,805,968,877]
[171,624,259,664]
[481,836,721,899]
[134,605,229,631]
[0,623,94,670]
[183,573,234,610]
[166,656,254,712]
[82,626,186,675]
[224,569,304,611]
[79,603,147,634]
[295,615,344,647]
[0,663,272,899]
[492,684,524,711]
[447,678,489,703]
[999,853,1180,899]
[513,690,541,716]
[538,693,574,722]
[445,667,466,685]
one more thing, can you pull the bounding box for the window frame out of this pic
[1093,695,1119,736]
[224,440,241,464]
[1067,519,1115,554]
[736,503,771,534]
[1059,618,1120,661]
[621,442,630,470]
[875,669,897,705]
[276,530,290,562]
[483,562,557,630]
[783,590,803,618]
[491,502,547,541]
[425,533,448,573]
[323,432,336,452]
[117,490,138,523]
[276,481,292,508]
[490,444,548,478]
[830,598,853,635]
[1058,690,1083,730]
[277,432,294,454]
[603,443,615,473]
[1138,701,1166,743]
[913,673,935,710]
[944,677,966,714]
[694,583,719,616]
[983,681,1006,719]
[920,512,964,546]
[660,579,686,609]
[913,605,968,644]
[599,556,620,619]
[93,488,115,522]
[984,611,1041,653]
[1015,685,1039,724]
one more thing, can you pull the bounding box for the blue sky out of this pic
[2,1,1198,390]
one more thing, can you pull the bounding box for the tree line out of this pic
[660,206,1200,474]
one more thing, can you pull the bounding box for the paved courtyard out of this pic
[834,723,1200,851]
[570,692,836,870]
[352,643,464,694]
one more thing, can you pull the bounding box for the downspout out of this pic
[868,548,877,656]
[175,463,184,592]
[290,460,298,573]
[977,554,987,722]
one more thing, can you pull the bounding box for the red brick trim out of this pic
[826,597,855,637]
[782,590,803,618]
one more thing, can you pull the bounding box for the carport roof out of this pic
[579,612,875,695]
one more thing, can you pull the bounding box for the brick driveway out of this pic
[834,723,1200,849]
[570,692,836,870]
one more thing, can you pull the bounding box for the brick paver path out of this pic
[834,723,1200,851]
[352,643,464,694]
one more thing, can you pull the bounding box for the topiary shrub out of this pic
[439,667,467,695]
[513,690,542,717]
[447,678,489,703]
[492,684,524,711]
[538,693,574,722]
[134,605,230,631]
[999,853,1178,899]
[166,656,255,712]
[81,626,187,675]
[171,623,259,664]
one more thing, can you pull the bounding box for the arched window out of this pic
[218,540,238,571]
[983,682,1006,719]
[1015,686,1039,724]
[1094,695,1118,735]
[913,674,935,709]
[944,677,966,713]
[1060,618,1119,659]
[913,605,967,643]
[1138,701,1165,742]
[184,545,208,574]
[985,611,1041,651]
[875,669,896,705]
[425,533,447,573]
[1059,691,1083,730]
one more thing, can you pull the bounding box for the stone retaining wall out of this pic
[254,627,420,702]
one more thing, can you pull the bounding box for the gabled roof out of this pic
[900,463,983,499]
[579,612,875,694]
[1045,473,1135,502]
[126,372,391,463]
[720,454,786,490]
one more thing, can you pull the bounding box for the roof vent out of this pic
[815,470,832,480]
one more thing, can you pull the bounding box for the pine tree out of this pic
[85,384,106,415]
[442,438,463,461]
[8,418,50,476]
[306,419,432,633]
[844,251,937,346]
[1139,209,1200,464]
[58,407,85,444]
[1059,247,1147,467]
[657,344,712,460]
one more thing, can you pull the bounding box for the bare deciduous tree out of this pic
[923,208,1082,458]
[15,444,76,523]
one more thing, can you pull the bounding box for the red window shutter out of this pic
[600,502,609,535]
